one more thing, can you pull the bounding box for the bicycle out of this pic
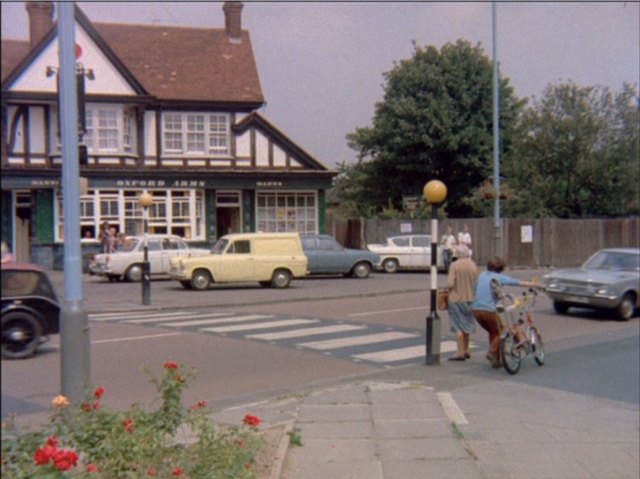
[495,285,545,375]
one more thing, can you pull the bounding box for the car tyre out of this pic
[553,301,570,314]
[125,264,143,282]
[1,311,43,359]
[351,261,371,279]
[179,280,193,290]
[259,281,272,288]
[191,270,212,291]
[271,269,292,289]
[616,293,636,321]
[382,258,399,274]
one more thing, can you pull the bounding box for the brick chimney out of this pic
[223,2,243,42]
[26,1,54,48]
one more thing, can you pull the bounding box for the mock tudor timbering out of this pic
[1,1,336,268]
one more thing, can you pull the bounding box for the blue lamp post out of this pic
[423,180,447,365]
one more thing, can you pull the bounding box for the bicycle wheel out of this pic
[500,331,522,375]
[530,327,545,366]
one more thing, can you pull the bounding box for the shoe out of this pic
[464,353,471,359]
[448,356,466,362]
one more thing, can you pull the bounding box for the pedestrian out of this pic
[100,221,112,254]
[457,224,472,255]
[116,232,127,250]
[446,245,478,361]
[471,256,541,368]
[440,226,456,273]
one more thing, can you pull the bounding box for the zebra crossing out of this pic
[89,310,476,367]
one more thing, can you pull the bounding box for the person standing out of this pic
[458,224,472,255]
[471,256,541,368]
[440,226,456,273]
[446,245,478,361]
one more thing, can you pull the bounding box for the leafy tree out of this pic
[503,82,639,218]
[343,39,524,217]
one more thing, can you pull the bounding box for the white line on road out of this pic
[201,319,318,333]
[89,311,189,321]
[162,314,275,328]
[436,392,469,425]
[49,332,184,348]
[247,324,366,341]
[352,341,457,362]
[299,331,418,350]
[347,306,425,318]
[125,313,230,324]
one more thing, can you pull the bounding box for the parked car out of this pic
[542,247,640,320]
[169,232,308,290]
[1,263,60,359]
[301,234,380,279]
[367,234,444,273]
[89,235,210,282]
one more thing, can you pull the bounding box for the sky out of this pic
[2,1,638,168]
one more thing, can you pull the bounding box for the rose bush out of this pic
[1,362,263,478]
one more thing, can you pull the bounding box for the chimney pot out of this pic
[26,1,54,48]
[223,2,243,42]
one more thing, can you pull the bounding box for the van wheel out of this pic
[259,281,271,288]
[271,269,292,289]
[382,258,398,274]
[191,270,212,291]
[179,281,193,290]
[351,262,371,279]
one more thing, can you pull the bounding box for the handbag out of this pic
[437,289,449,311]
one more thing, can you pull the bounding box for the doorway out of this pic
[14,191,32,262]
[215,191,242,239]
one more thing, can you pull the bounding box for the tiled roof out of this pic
[2,19,264,105]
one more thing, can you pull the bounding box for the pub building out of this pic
[1,1,336,268]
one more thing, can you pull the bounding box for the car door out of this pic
[214,239,255,282]
[147,239,164,274]
[411,235,432,268]
[161,238,181,273]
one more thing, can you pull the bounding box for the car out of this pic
[542,247,640,320]
[169,232,308,290]
[1,263,61,359]
[367,234,444,273]
[89,234,210,282]
[300,234,380,279]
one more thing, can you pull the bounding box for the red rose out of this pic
[86,464,99,473]
[93,387,105,399]
[123,418,136,433]
[34,445,56,466]
[82,402,91,412]
[147,468,158,476]
[190,400,207,410]
[164,361,179,370]
[242,414,261,427]
[172,467,184,476]
[92,401,101,410]
[53,450,79,471]
[46,436,59,448]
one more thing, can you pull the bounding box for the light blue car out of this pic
[301,234,381,279]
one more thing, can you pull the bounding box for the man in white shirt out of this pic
[440,226,456,273]
[458,224,472,256]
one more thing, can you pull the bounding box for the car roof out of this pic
[0,262,45,272]
[600,248,640,254]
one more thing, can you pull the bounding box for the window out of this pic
[162,112,230,156]
[229,240,250,254]
[57,189,205,241]
[256,192,317,234]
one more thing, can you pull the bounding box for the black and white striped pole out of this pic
[423,180,447,365]
[139,192,153,305]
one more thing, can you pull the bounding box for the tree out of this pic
[344,40,524,217]
[502,82,640,218]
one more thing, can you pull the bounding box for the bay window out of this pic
[162,112,230,156]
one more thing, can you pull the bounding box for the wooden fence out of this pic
[327,215,640,268]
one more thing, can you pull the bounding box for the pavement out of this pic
[25,271,640,478]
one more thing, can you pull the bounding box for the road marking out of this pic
[126,313,230,324]
[437,392,468,425]
[201,319,318,333]
[247,324,366,341]
[299,331,418,350]
[347,306,425,318]
[352,341,457,362]
[162,314,274,328]
[89,311,189,321]
[90,332,183,345]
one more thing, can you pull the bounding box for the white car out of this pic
[367,234,444,273]
[89,235,210,282]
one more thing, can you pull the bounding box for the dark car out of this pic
[1,263,61,359]
[301,234,381,279]
[542,248,640,321]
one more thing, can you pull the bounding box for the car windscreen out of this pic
[583,251,640,271]
[120,239,139,252]
[211,238,228,254]
[1,270,55,298]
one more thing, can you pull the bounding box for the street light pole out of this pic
[423,180,447,366]
[139,192,153,305]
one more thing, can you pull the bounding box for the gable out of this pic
[7,23,137,96]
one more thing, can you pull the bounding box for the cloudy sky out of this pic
[2,1,638,168]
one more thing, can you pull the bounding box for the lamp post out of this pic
[423,180,447,365]
[139,192,153,305]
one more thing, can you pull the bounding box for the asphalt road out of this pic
[2,269,639,424]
